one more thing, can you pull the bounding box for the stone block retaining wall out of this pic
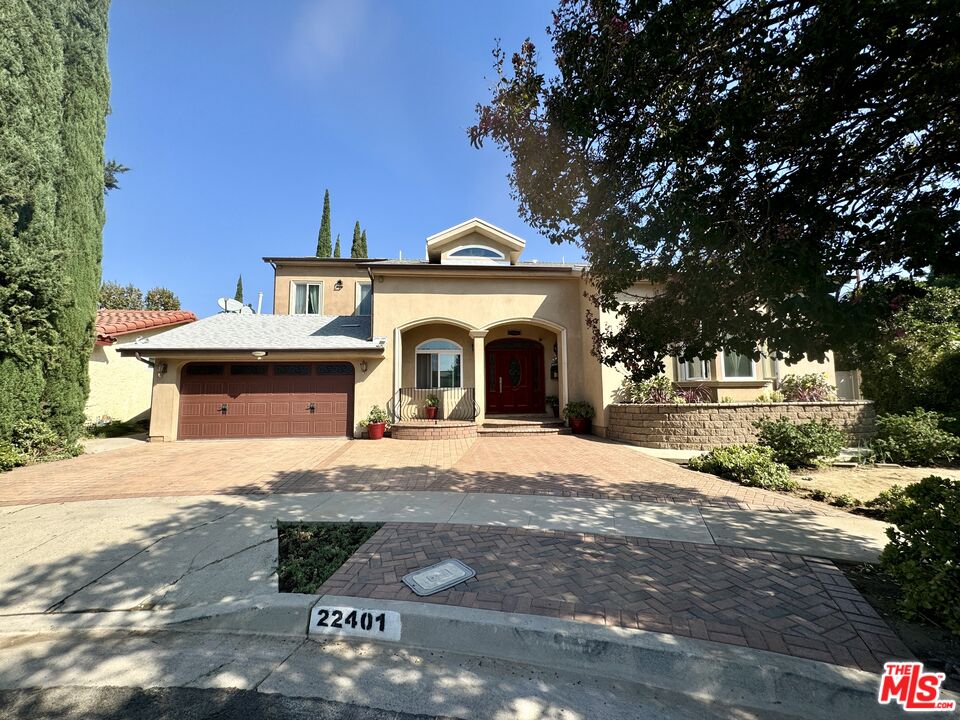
[608,402,875,450]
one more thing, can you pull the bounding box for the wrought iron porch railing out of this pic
[389,387,478,422]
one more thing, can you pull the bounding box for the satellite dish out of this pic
[239,304,254,315]
[217,297,246,313]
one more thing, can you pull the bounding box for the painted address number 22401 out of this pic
[308,606,401,641]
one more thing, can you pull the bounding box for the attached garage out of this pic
[178,362,354,440]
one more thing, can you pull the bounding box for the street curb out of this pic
[4,594,954,719]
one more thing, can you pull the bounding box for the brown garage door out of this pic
[178,362,354,440]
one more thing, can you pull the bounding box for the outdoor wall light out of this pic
[251,351,267,360]
[358,360,368,372]
[334,280,343,291]
[157,362,167,377]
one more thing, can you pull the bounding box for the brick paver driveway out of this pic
[0,435,835,514]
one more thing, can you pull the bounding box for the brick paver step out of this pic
[317,523,910,673]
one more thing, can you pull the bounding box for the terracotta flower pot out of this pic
[569,417,591,435]
[367,422,386,440]
[425,406,438,420]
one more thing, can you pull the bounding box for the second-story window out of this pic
[291,282,322,314]
[356,282,372,316]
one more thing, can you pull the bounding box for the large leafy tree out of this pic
[99,282,143,310]
[316,189,332,257]
[471,0,960,379]
[145,286,181,311]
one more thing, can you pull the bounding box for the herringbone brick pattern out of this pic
[318,523,910,672]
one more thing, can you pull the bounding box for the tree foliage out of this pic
[145,286,180,311]
[350,221,363,258]
[0,1,110,441]
[103,158,128,193]
[845,283,960,415]
[234,274,243,303]
[99,281,143,310]
[333,233,341,258]
[316,189,332,257]
[470,0,960,380]
[359,229,368,258]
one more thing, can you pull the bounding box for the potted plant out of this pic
[545,395,560,419]
[360,405,389,440]
[423,394,439,420]
[562,401,595,434]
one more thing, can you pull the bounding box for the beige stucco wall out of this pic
[85,326,184,424]
[273,265,371,316]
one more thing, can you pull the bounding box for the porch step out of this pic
[479,417,570,436]
[478,426,572,436]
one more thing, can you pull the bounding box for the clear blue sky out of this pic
[103,0,574,316]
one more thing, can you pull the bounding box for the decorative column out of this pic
[470,330,488,423]
[392,327,402,422]
[558,327,569,411]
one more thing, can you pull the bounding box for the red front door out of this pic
[486,340,544,414]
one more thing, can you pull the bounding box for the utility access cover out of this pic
[402,559,475,596]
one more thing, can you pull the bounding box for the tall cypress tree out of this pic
[359,229,368,258]
[350,221,362,258]
[234,274,243,303]
[0,1,65,439]
[333,233,341,258]
[42,0,111,440]
[316,189,332,256]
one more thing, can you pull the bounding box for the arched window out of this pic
[416,339,462,388]
[448,246,504,259]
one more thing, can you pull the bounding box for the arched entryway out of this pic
[485,338,545,414]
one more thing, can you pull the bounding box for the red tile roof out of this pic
[96,309,197,344]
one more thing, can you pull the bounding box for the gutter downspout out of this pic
[134,352,155,369]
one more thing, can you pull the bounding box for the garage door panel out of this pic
[178,362,353,440]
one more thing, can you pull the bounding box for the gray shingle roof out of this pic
[127,314,385,352]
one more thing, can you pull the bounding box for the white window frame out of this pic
[442,244,508,265]
[719,350,758,380]
[288,281,323,315]
[415,339,463,389]
[355,281,372,316]
[677,357,709,381]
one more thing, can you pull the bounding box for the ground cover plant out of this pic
[688,444,796,491]
[277,522,382,594]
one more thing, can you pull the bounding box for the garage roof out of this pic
[96,309,197,344]
[119,314,385,353]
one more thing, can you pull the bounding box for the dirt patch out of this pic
[839,561,960,693]
[794,465,959,503]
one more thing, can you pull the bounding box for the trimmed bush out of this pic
[689,444,796,490]
[880,476,960,635]
[754,417,846,468]
[871,409,960,466]
[864,485,910,521]
[0,442,24,471]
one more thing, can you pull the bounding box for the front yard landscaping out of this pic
[277,522,383,594]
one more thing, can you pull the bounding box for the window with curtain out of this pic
[292,282,321,314]
[356,282,372,316]
[678,358,709,381]
[415,339,462,388]
[723,351,755,379]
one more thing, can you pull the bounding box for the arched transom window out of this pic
[415,339,462,388]
[443,245,507,264]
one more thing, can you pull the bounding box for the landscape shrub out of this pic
[864,485,910,521]
[689,444,796,490]
[756,390,785,403]
[777,373,837,402]
[677,385,711,403]
[871,409,960,466]
[624,376,678,403]
[754,417,846,468]
[879,476,960,635]
[0,442,24,472]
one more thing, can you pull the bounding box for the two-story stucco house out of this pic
[127,219,839,441]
